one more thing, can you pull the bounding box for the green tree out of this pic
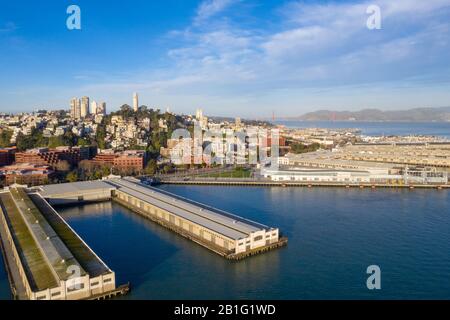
[66,170,79,183]
[16,128,48,151]
[48,136,65,148]
[290,142,321,154]
[95,123,107,149]
[144,159,157,175]
[0,129,13,148]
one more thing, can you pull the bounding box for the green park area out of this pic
[201,167,252,178]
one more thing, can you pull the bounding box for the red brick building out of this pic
[0,163,55,187]
[15,146,92,169]
[88,150,146,172]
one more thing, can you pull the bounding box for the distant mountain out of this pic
[295,107,450,122]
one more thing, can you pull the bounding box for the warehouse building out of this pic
[106,178,281,257]
[0,186,116,300]
[37,180,115,206]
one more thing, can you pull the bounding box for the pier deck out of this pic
[106,178,284,259]
[161,178,450,189]
[0,187,120,300]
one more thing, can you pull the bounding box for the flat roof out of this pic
[0,192,59,291]
[38,180,115,198]
[123,178,267,233]
[107,179,268,240]
[10,188,86,282]
[28,193,111,277]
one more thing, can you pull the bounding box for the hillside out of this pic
[296,107,450,122]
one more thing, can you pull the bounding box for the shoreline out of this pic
[161,179,449,190]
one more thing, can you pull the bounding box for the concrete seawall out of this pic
[161,179,450,189]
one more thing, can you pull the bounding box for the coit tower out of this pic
[133,92,139,112]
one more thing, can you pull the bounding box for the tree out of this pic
[77,137,90,146]
[16,128,48,151]
[48,136,65,148]
[95,123,107,149]
[290,142,321,154]
[144,159,157,175]
[0,129,13,148]
[55,160,71,172]
[66,170,79,182]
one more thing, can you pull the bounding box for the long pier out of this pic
[161,178,450,189]
[106,178,286,260]
[0,178,287,299]
[0,185,127,300]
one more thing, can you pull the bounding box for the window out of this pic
[254,235,263,242]
[51,292,61,297]
[104,278,112,284]
[67,283,85,293]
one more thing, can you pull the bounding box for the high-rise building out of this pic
[70,98,76,118]
[91,101,98,115]
[97,102,106,115]
[133,92,139,112]
[80,96,90,118]
[196,108,203,121]
[70,98,81,119]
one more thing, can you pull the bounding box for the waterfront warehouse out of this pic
[106,178,284,258]
[0,186,116,300]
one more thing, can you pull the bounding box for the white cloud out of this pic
[195,0,237,23]
[70,0,450,116]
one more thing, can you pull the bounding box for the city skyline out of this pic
[1,0,450,117]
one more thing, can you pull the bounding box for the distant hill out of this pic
[295,107,450,122]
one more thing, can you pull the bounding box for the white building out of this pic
[80,96,90,118]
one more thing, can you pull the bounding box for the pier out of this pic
[0,178,287,299]
[106,178,285,259]
[0,185,126,300]
[37,178,286,259]
[160,178,450,189]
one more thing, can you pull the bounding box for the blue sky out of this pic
[1,0,450,117]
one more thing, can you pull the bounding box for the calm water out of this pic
[275,121,450,139]
[1,186,449,300]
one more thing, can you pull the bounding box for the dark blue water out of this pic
[275,121,450,138]
[0,248,10,300]
[1,186,449,299]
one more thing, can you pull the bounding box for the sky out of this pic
[0,0,450,118]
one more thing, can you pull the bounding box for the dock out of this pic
[0,177,287,299]
[106,177,285,259]
[0,185,127,300]
[160,178,450,189]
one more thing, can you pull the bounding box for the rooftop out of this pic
[106,178,270,240]
[38,180,115,198]
[0,192,59,291]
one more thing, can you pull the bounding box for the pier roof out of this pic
[38,180,115,198]
[107,179,268,240]
[0,192,59,291]
[28,193,112,277]
[9,188,86,281]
